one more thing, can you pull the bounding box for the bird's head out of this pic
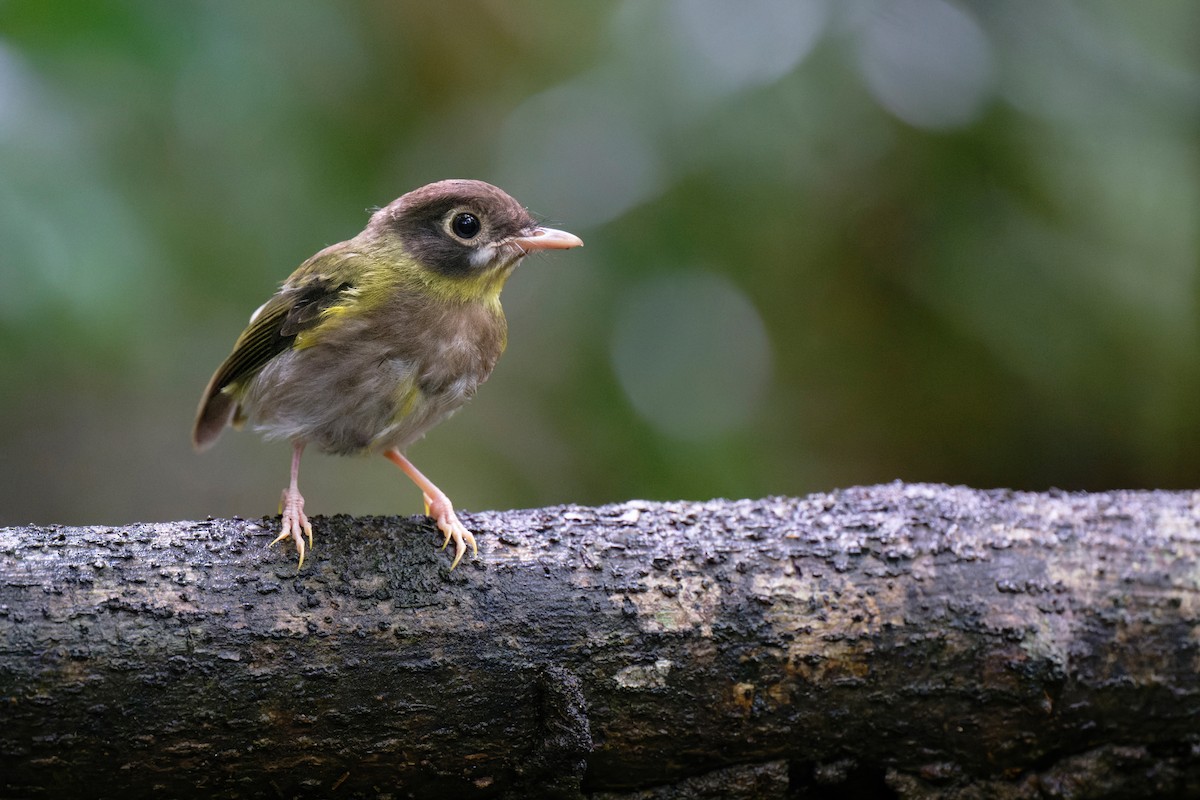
[365,179,582,303]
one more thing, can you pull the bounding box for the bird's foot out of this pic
[271,487,313,569]
[425,492,477,570]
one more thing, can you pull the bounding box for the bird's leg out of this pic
[270,439,313,569]
[383,448,477,570]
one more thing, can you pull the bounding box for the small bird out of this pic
[193,179,583,569]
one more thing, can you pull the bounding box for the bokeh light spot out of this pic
[856,0,994,130]
[611,271,773,441]
[668,0,829,97]
[496,81,664,227]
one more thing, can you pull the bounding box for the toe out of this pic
[448,529,467,571]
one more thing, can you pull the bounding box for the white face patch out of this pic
[469,243,499,270]
[472,240,529,274]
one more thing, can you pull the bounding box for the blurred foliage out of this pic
[0,0,1198,526]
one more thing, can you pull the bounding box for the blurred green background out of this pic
[1,0,1197,527]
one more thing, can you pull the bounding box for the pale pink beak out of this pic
[512,226,584,252]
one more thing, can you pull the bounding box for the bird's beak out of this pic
[512,226,584,252]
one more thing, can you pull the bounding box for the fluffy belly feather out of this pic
[244,348,486,456]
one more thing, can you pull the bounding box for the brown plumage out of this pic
[193,180,583,568]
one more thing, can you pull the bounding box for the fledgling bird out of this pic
[192,179,583,569]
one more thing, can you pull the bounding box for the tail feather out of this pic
[192,389,237,451]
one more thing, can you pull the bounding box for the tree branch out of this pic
[3,483,1200,798]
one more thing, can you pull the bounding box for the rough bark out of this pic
[2,483,1200,799]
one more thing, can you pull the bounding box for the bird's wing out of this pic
[192,261,356,449]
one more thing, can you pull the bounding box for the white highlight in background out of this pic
[610,271,773,441]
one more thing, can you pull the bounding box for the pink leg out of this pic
[270,440,313,569]
[383,448,477,570]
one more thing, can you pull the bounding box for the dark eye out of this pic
[452,212,481,239]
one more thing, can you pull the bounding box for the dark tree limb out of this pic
[3,483,1200,799]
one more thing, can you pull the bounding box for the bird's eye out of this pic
[452,212,481,239]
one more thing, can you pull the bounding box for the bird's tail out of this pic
[192,387,236,451]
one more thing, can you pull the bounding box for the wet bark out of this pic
[3,483,1200,799]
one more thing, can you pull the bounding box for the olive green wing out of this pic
[192,269,354,450]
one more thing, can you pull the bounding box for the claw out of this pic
[384,448,480,570]
[425,495,477,571]
[272,486,312,570]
